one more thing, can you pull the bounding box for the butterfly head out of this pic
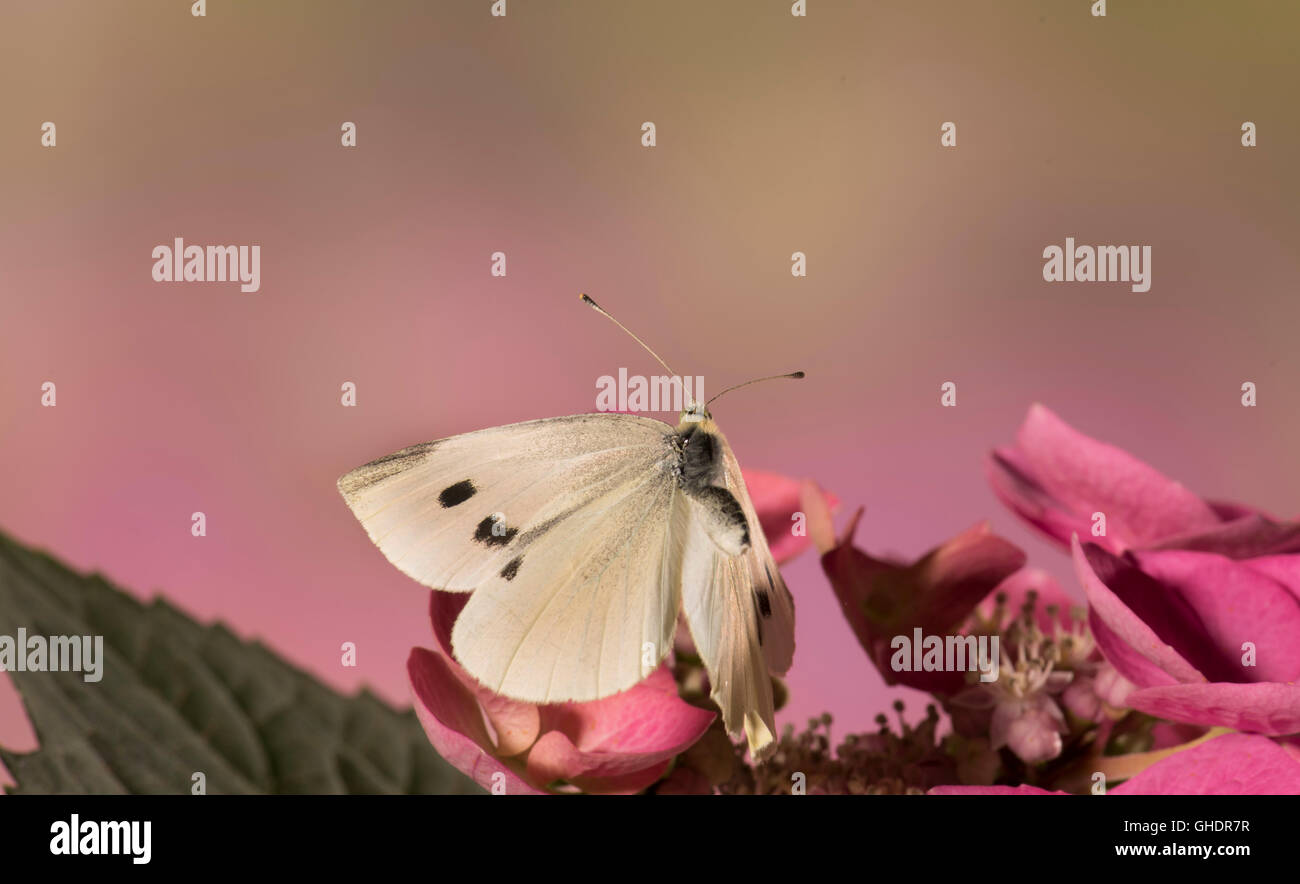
[679,401,712,425]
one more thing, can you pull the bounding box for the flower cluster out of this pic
[406,469,832,794]
[407,405,1300,794]
[711,704,955,795]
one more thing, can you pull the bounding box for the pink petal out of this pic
[417,599,711,793]
[1239,554,1300,603]
[525,730,674,795]
[537,666,714,759]
[1072,537,1206,686]
[1112,733,1300,794]
[0,672,37,792]
[821,547,936,691]
[0,671,37,753]
[429,590,470,656]
[1004,717,1063,765]
[987,446,1109,552]
[1152,515,1300,559]
[929,784,1067,795]
[1125,682,1300,736]
[825,521,1024,693]
[426,592,540,756]
[910,523,1028,634]
[992,695,1067,764]
[742,467,838,564]
[1132,550,1300,683]
[1207,500,1272,521]
[1087,608,1179,690]
[991,405,1220,552]
[800,480,839,556]
[1063,678,1103,721]
[407,648,543,794]
[823,540,910,683]
[477,694,543,758]
[525,667,712,793]
[1092,662,1136,708]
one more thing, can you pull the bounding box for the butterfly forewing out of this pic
[340,412,693,704]
[338,414,675,591]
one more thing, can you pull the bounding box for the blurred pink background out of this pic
[2,1,1298,776]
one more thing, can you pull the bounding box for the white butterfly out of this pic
[337,295,802,759]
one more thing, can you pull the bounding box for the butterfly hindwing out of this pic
[678,420,795,759]
[450,467,690,703]
[720,435,796,678]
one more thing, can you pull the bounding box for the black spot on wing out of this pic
[500,556,523,581]
[754,607,764,646]
[438,479,476,508]
[474,515,518,547]
[755,588,772,619]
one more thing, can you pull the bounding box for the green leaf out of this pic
[0,531,481,794]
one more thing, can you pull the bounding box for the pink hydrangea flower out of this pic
[802,483,1026,694]
[952,568,1130,765]
[409,591,715,794]
[408,467,831,793]
[987,405,1300,737]
[988,405,1300,558]
[1073,537,1300,736]
[989,686,1069,765]
[931,733,1300,795]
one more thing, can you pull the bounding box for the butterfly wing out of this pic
[679,423,795,759]
[339,412,689,704]
[338,413,675,591]
[451,464,690,704]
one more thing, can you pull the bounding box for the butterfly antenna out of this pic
[706,371,805,407]
[580,293,696,405]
